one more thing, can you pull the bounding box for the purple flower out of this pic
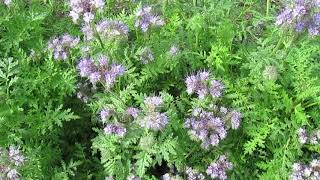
[291,158,320,180]
[230,111,241,129]
[47,34,79,61]
[185,167,205,180]
[96,20,129,39]
[169,45,179,56]
[81,24,94,41]
[135,6,164,32]
[276,8,293,26]
[308,25,319,37]
[77,58,96,77]
[314,13,320,26]
[126,107,140,118]
[7,168,20,180]
[207,155,233,180]
[144,96,163,109]
[138,112,168,131]
[100,107,112,122]
[69,0,105,23]
[209,80,224,98]
[104,123,126,137]
[89,72,102,85]
[8,146,25,166]
[185,75,198,95]
[297,128,308,144]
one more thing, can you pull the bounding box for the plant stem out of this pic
[266,0,270,16]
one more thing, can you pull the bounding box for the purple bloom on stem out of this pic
[207,155,233,180]
[126,107,140,118]
[100,108,112,122]
[209,80,224,98]
[230,111,241,129]
[77,58,96,77]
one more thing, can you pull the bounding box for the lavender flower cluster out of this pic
[162,173,182,180]
[96,20,129,39]
[185,166,205,180]
[206,155,233,180]
[184,106,241,149]
[276,0,320,37]
[297,128,320,144]
[137,96,169,131]
[185,71,224,99]
[77,55,126,88]
[103,123,127,138]
[0,146,25,180]
[291,159,320,180]
[135,6,164,32]
[69,0,105,23]
[47,34,79,61]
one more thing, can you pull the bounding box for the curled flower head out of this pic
[169,45,179,56]
[230,111,241,129]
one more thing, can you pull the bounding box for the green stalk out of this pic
[266,0,271,16]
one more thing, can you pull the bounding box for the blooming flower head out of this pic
[69,0,105,23]
[276,0,320,37]
[185,71,223,99]
[47,34,79,61]
[100,107,113,122]
[8,146,25,166]
[126,107,140,118]
[291,158,320,180]
[135,6,164,32]
[3,0,11,6]
[206,155,233,180]
[7,168,20,180]
[104,123,126,137]
[138,112,168,131]
[144,96,163,109]
[96,20,129,40]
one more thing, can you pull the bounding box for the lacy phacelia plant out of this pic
[297,128,320,145]
[135,6,164,32]
[185,71,224,99]
[291,159,320,180]
[206,155,233,180]
[162,173,182,180]
[184,106,241,149]
[47,34,79,60]
[77,55,126,88]
[276,0,320,36]
[69,0,105,23]
[0,146,25,180]
[136,96,169,131]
